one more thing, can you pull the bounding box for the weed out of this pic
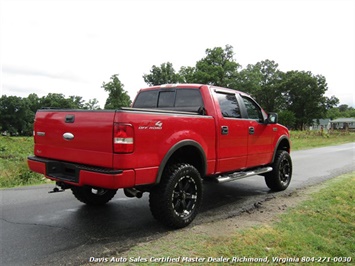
[0,136,45,187]
[290,131,355,150]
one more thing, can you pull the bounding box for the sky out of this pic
[1,0,354,108]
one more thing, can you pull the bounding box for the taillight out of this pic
[113,123,134,153]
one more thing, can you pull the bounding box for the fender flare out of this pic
[155,140,207,184]
[272,135,291,163]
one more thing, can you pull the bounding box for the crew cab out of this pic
[28,84,292,228]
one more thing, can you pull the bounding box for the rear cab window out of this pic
[133,90,158,108]
[133,88,204,113]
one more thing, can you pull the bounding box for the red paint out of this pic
[28,84,290,190]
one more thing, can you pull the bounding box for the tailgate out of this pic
[33,110,115,168]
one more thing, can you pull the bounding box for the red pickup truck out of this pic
[28,84,292,228]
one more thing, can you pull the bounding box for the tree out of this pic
[0,92,106,135]
[102,74,131,109]
[142,45,240,87]
[338,104,349,112]
[40,93,77,108]
[138,44,342,130]
[327,104,355,119]
[143,62,182,86]
[280,71,338,130]
[0,95,34,135]
[27,93,42,113]
[68,95,85,109]
[324,96,340,110]
[235,60,283,112]
[278,110,296,129]
[193,44,240,87]
[327,107,341,120]
[178,66,197,83]
[84,98,101,110]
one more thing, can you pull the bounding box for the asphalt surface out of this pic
[1,143,354,265]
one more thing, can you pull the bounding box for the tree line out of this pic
[142,45,341,130]
[1,44,351,135]
[0,74,133,135]
[0,93,101,136]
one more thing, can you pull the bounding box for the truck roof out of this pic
[139,83,250,97]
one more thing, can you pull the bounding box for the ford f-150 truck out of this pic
[28,84,292,228]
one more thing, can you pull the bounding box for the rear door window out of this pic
[216,93,241,118]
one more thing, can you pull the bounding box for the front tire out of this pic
[71,186,117,205]
[149,163,203,229]
[265,150,292,191]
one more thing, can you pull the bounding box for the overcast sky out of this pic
[1,0,354,108]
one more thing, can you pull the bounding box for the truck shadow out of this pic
[198,178,272,224]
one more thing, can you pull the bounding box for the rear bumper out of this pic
[27,156,135,189]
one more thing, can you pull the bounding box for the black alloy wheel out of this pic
[149,163,203,229]
[265,150,292,191]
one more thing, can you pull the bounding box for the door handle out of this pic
[249,126,255,135]
[65,114,75,123]
[221,126,229,135]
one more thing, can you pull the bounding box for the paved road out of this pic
[1,143,354,265]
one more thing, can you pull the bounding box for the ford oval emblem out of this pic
[63,132,74,141]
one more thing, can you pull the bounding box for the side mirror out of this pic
[267,113,278,124]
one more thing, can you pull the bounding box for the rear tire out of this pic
[149,163,203,229]
[71,186,117,205]
[265,150,292,191]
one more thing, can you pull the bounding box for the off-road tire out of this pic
[71,186,117,205]
[149,163,203,229]
[265,150,292,191]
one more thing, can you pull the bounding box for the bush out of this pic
[0,136,46,188]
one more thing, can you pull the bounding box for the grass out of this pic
[290,130,355,150]
[0,136,45,188]
[0,131,354,188]
[114,172,355,265]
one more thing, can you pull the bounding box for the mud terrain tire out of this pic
[149,163,203,229]
[265,150,292,191]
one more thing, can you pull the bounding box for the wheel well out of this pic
[277,138,291,153]
[157,144,206,184]
[271,137,291,164]
[167,145,205,174]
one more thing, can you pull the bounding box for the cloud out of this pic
[3,64,86,83]
[2,82,47,97]
[1,0,354,108]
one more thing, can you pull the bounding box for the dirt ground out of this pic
[114,183,326,261]
[187,184,323,238]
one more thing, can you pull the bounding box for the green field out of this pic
[0,132,354,188]
[290,130,355,150]
[0,136,44,187]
